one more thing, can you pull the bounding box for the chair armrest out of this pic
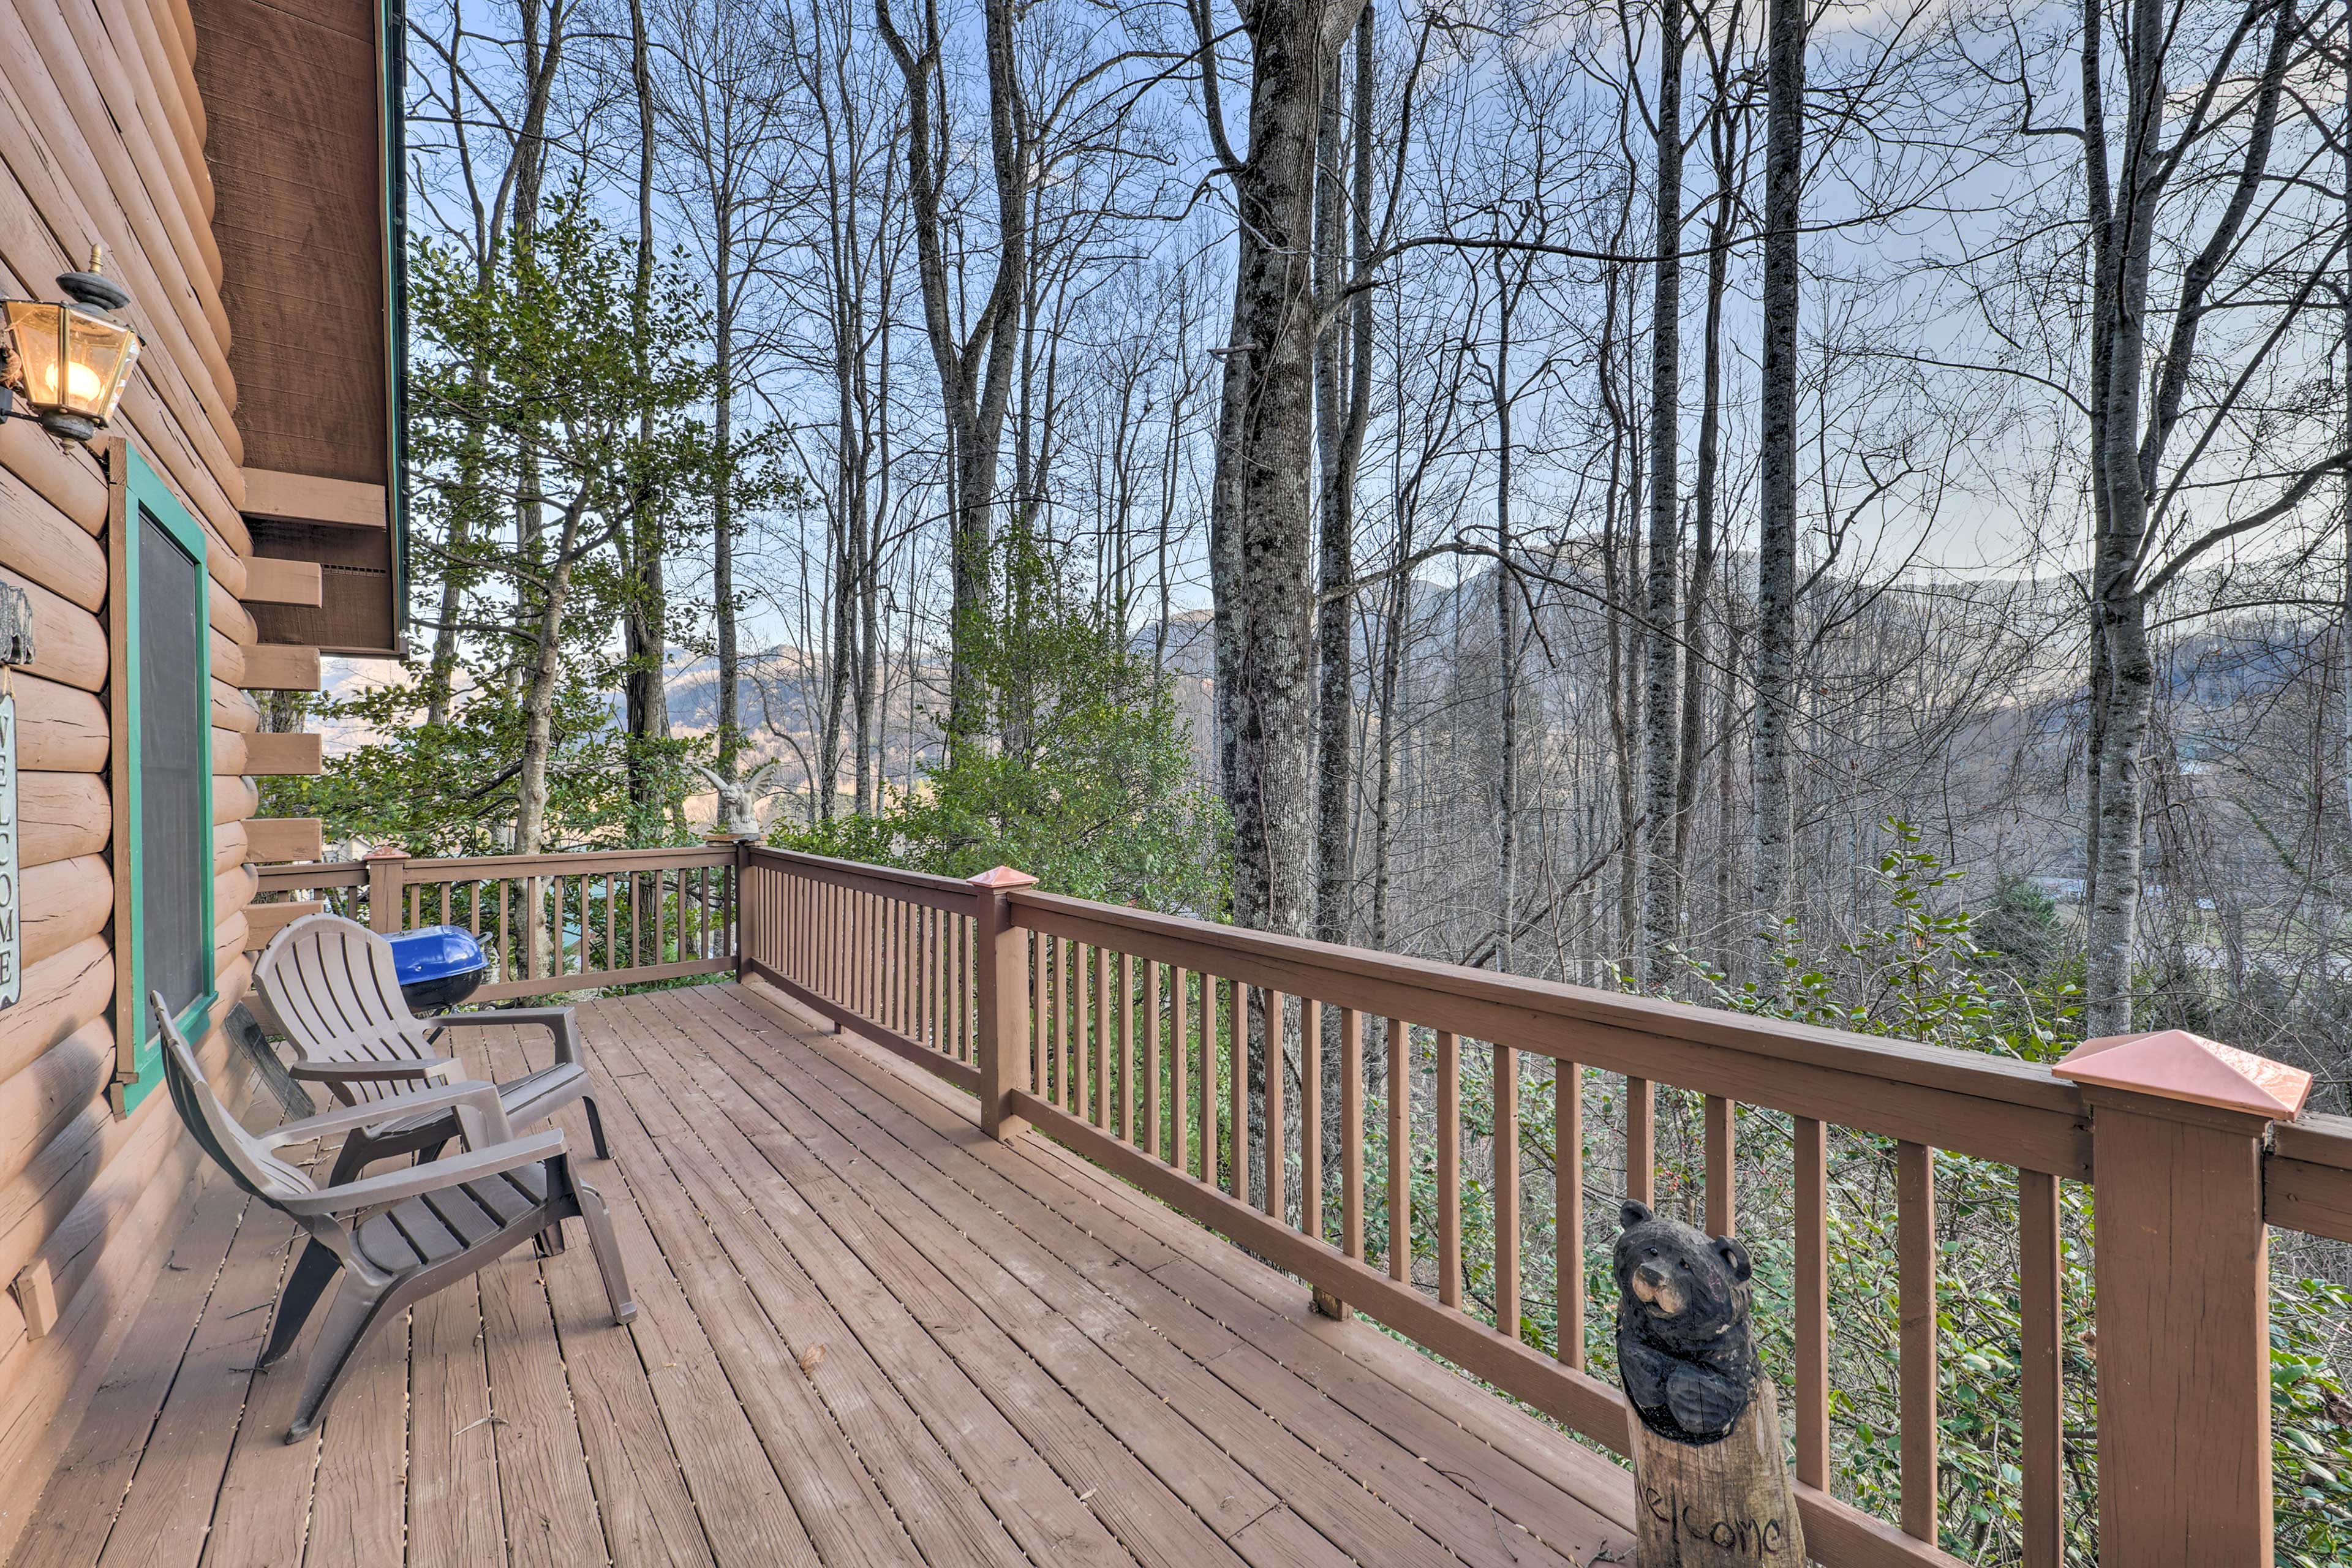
[278,1129,567,1217]
[260,1079,514,1150]
[423,1006,583,1066]
[289,1057,460,1086]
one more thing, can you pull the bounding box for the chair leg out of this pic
[573,1180,638,1324]
[581,1093,609,1159]
[260,1240,341,1368]
[285,1278,399,1441]
[327,1134,381,1188]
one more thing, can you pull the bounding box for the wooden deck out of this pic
[6,980,1637,1567]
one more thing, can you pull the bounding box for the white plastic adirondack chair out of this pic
[255,912,607,1182]
[152,992,636,1441]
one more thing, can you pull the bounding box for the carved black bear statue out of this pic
[1613,1199,1759,1445]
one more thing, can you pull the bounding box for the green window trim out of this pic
[114,447,216,1113]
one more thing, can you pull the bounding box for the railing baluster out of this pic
[924,905,938,1049]
[1557,1059,1583,1367]
[1387,1018,1409,1283]
[496,879,510,981]
[1075,942,1093,1119]
[1227,981,1246,1201]
[1302,1001,1322,1245]
[1039,940,1058,1100]
[932,907,946,1053]
[1436,1028,1460,1308]
[1898,1139,1938,1543]
[2020,1167,2061,1568]
[1340,1008,1363,1264]
[1705,1094,1735,1235]
[1170,968,1189,1175]
[1054,938,1072,1112]
[1494,1042,1519,1338]
[856,893,875,1020]
[407,881,420,929]
[1625,1076,1655,1207]
[821,880,835,997]
[952,908,963,1056]
[1118,952,1137,1141]
[1264,990,1286,1218]
[1200,974,1220,1189]
[1095,944,1112,1130]
[1144,959,1164,1159]
[1796,1115,1828,1491]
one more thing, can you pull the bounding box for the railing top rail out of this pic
[401,845,737,876]
[744,843,983,911]
[2274,1112,2352,1170]
[1011,887,2094,1176]
[2269,1113,2352,1243]
[255,862,368,890]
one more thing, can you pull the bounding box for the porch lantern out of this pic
[0,250,140,443]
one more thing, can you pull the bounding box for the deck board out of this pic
[696,984,1625,1564]
[669,992,1594,1568]
[10,980,1638,1567]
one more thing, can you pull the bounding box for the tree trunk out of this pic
[876,0,1028,749]
[1637,0,1685,989]
[1209,0,1359,941]
[516,499,589,858]
[620,0,669,838]
[1751,0,1805,975]
[1493,262,1521,976]
[714,233,741,775]
[1675,99,1736,883]
[1311,7,1373,955]
[1208,0,1363,1223]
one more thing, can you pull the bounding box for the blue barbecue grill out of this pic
[383,925,490,1011]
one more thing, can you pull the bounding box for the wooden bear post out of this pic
[1615,1201,1806,1565]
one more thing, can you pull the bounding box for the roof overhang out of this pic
[192,0,407,660]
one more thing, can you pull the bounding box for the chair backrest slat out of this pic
[257,913,445,1099]
[152,993,316,1205]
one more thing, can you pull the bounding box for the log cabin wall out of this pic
[0,0,344,1545]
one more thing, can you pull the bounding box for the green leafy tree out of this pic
[269,194,721,856]
[776,532,1227,913]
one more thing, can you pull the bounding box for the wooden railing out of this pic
[734,845,2342,1568]
[254,842,739,1001]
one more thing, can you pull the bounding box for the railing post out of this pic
[969,866,1038,1140]
[714,834,753,979]
[363,846,408,935]
[2055,1028,2312,1568]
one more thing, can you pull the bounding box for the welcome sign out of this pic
[0,688,17,1009]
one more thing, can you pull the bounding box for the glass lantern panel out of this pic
[63,309,134,418]
[3,301,65,411]
[100,332,140,421]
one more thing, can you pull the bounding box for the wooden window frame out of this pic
[108,445,217,1113]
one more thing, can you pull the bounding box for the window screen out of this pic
[138,506,207,1025]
